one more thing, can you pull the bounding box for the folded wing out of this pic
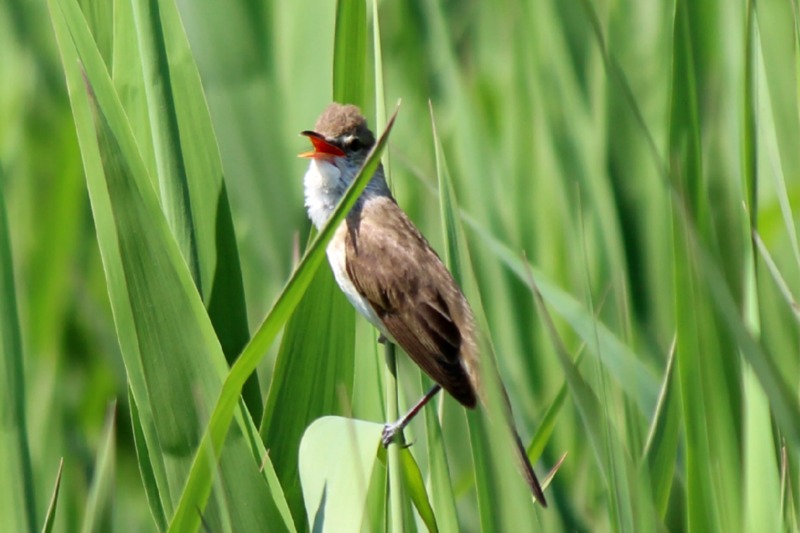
[344,196,478,408]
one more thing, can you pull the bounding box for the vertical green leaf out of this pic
[423,105,461,533]
[130,0,200,283]
[0,172,37,533]
[127,0,261,419]
[742,3,781,530]
[669,2,741,530]
[333,0,367,106]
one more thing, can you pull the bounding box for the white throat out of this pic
[303,159,345,229]
[303,158,391,230]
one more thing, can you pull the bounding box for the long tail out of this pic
[512,426,548,507]
[461,345,548,507]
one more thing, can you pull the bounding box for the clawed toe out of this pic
[381,423,399,447]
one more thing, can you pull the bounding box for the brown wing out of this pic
[345,196,479,408]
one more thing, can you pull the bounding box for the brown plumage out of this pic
[344,195,479,408]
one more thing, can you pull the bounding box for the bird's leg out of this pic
[382,384,443,447]
[378,334,389,344]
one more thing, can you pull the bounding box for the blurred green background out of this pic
[2,0,800,531]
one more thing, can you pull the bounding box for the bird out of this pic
[299,102,547,507]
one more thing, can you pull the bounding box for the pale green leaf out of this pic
[299,416,383,532]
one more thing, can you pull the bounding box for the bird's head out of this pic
[299,103,375,186]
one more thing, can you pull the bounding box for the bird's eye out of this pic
[346,138,364,151]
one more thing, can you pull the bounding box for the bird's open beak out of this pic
[299,131,346,159]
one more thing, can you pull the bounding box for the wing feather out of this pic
[345,196,478,407]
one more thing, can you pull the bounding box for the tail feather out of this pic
[512,429,548,507]
[469,359,548,507]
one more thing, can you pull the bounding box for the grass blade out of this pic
[81,403,116,533]
[422,104,460,532]
[40,459,64,533]
[128,387,166,530]
[526,348,586,467]
[129,0,201,282]
[641,338,679,517]
[333,0,367,107]
[669,2,742,527]
[529,274,659,531]
[0,173,37,533]
[398,447,438,533]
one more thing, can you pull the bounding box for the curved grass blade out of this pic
[399,448,438,533]
[40,459,64,533]
[526,286,613,467]
[423,104,459,532]
[373,436,438,533]
[81,403,116,533]
[641,338,679,517]
[168,105,399,533]
[526,352,582,467]
[528,274,659,531]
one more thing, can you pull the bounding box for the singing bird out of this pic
[299,103,547,507]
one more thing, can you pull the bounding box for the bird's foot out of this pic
[378,334,388,345]
[381,421,403,447]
